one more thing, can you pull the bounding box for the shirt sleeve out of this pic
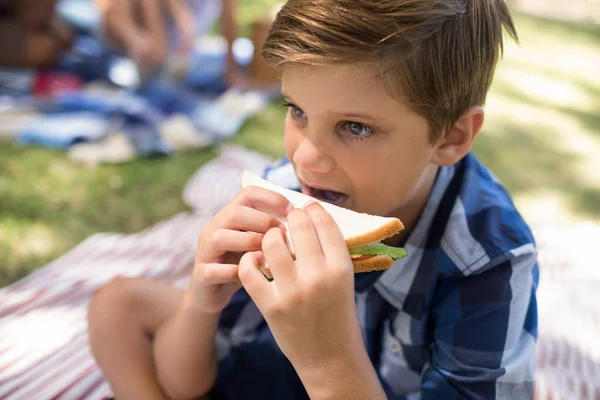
[421,245,539,400]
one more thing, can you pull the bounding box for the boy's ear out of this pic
[431,106,484,167]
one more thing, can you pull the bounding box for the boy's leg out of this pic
[88,277,184,400]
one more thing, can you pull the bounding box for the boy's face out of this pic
[282,64,440,222]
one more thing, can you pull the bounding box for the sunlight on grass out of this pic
[0,216,74,287]
[479,12,600,225]
[499,69,597,111]
[503,14,600,84]
[0,143,218,285]
[1,219,57,259]
[229,103,286,158]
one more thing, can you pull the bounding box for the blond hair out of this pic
[262,0,518,141]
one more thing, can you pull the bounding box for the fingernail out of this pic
[304,199,318,209]
[255,251,265,264]
[285,203,294,213]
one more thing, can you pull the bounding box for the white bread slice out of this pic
[240,171,404,274]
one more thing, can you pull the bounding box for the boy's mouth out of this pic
[300,183,349,206]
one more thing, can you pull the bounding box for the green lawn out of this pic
[474,13,600,224]
[1,9,599,287]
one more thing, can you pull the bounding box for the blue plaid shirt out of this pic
[210,153,539,400]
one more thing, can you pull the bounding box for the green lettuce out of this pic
[348,243,407,260]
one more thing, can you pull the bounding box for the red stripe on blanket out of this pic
[0,327,84,381]
[4,339,92,399]
[72,376,105,400]
[51,364,97,399]
[0,335,87,398]
[10,280,86,318]
[0,288,49,318]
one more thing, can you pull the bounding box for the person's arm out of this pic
[138,0,167,64]
[94,0,139,48]
[238,202,387,400]
[14,0,58,29]
[164,0,196,53]
[153,291,223,399]
[293,350,386,400]
[152,186,293,399]
[220,0,240,84]
[421,249,538,399]
[94,0,166,65]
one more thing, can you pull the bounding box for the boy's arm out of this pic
[292,352,387,400]
[151,186,292,399]
[238,203,388,400]
[152,291,222,399]
[421,248,538,399]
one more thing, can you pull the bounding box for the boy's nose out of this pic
[292,138,335,175]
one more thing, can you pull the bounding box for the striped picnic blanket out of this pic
[0,145,598,399]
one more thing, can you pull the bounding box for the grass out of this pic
[1,9,599,287]
[474,12,600,224]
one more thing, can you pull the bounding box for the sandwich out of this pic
[240,171,407,279]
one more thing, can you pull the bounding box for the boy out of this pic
[88,0,539,399]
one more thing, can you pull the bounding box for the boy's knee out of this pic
[88,277,140,333]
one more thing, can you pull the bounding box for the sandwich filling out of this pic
[298,183,406,262]
[348,242,407,261]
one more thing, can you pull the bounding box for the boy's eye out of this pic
[284,102,307,119]
[341,121,375,138]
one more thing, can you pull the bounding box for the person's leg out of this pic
[88,277,184,400]
[0,23,61,67]
[0,22,29,66]
[14,0,58,29]
[0,0,72,68]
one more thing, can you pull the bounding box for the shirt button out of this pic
[390,340,402,354]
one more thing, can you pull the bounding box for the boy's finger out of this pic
[233,185,294,216]
[287,208,324,271]
[200,263,240,285]
[208,229,263,254]
[238,251,274,305]
[262,228,296,287]
[304,201,349,264]
[216,206,284,235]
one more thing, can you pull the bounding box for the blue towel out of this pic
[137,78,211,117]
[138,78,279,143]
[190,88,280,140]
[18,92,171,156]
[17,112,109,148]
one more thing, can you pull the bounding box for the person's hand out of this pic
[226,68,278,91]
[225,68,250,89]
[238,201,366,373]
[126,31,165,66]
[48,17,74,49]
[188,186,293,314]
[173,6,196,54]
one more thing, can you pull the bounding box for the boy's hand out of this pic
[189,186,293,314]
[238,202,366,376]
